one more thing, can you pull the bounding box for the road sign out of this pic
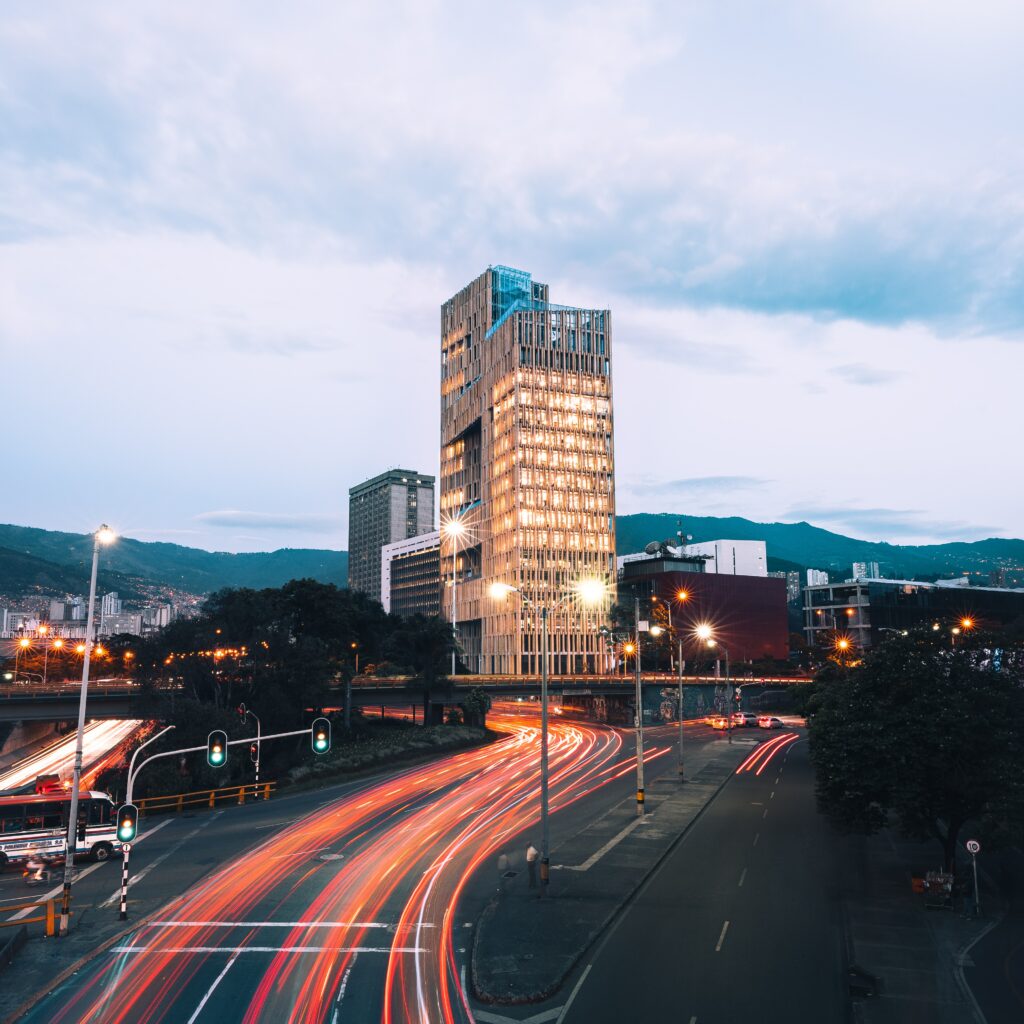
[966,839,980,854]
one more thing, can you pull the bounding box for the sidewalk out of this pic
[471,737,754,1004]
[841,830,1001,1024]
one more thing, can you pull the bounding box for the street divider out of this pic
[136,781,275,815]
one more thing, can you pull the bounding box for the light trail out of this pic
[38,711,666,1024]
[0,719,143,792]
[735,733,799,776]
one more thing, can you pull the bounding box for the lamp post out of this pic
[655,589,690,780]
[633,596,647,814]
[59,524,115,937]
[697,624,732,744]
[490,577,606,895]
[14,637,31,682]
[442,515,467,677]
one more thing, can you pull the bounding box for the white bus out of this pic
[0,791,119,871]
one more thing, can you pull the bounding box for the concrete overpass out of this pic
[0,674,807,722]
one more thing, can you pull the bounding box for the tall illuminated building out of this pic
[440,266,616,674]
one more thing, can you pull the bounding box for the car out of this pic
[732,712,758,727]
[757,715,784,729]
[710,716,730,730]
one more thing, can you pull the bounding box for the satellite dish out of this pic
[662,539,676,549]
[644,541,661,555]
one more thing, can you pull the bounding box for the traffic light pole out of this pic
[112,726,316,923]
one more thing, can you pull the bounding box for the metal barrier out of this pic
[0,898,65,937]
[136,781,275,815]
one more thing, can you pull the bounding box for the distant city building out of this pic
[440,266,616,674]
[806,569,829,586]
[100,592,122,618]
[142,604,174,630]
[378,532,438,610]
[49,599,66,621]
[851,561,881,580]
[99,612,144,636]
[381,531,441,617]
[619,556,789,662]
[803,578,1024,650]
[348,469,435,599]
[768,570,802,605]
[688,539,767,577]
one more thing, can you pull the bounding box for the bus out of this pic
[0,791,118,871]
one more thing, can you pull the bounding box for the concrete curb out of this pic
[470,747,746,1005]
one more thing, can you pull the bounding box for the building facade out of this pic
[619,556,789,663]
[851,561,881,580]
[348,469,435,599]
[685,539,767,577]
[803,577,1024,650]
[440,266,616,674]
[381,530,442,617]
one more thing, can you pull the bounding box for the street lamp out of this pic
[653,589,691,780]
[59,523,116,936]
[696,624,732,744]
[490,577,607,896]
[14,637,31,682]
[442,513,468,677]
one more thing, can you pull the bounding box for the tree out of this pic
[385,614,453,722]
[461,687,492,727]
[810,629,1024,871]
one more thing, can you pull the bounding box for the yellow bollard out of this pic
[46,899,55,937]
[238,787,245,805]
[208,791,215,808]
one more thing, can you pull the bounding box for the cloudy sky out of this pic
[2,1,1022,552]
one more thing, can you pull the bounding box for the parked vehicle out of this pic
[710,716,730,730]
[732,712,758,727]
[757,715,784,729]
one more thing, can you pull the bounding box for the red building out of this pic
[619,557,789,663]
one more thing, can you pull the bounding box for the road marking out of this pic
[148,920,430,929]
[101,816,216,907]
[478,1010,563,1024]
[752,833,760,847]
[556,817,645,871]
[689,1017,697,1024]
[187,948,240,1024]
[750,801,763,805]
[113,945,423,954]
[715,920,730,952]
[762,808,768,819]
[738,868,747,888]
[770,791,775,800]
[556,964,591,1023]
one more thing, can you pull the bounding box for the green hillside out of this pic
[616,513,1024,580]
[0,525,348,597]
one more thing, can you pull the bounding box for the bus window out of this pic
[89,800,112,825]
[24,811,44,831]
[2,809,25,833]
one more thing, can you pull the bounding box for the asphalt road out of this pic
[11,710,725,1024]
[560,733,849,1024]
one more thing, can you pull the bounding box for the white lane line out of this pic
[477,1010,563,1024]
[187,948,240,1024]
[738,868,747,888]
[762,808,768,819]
[556,964,592,1024]
[770,792,775,800]
[101,816,213,907]
[689,1017,697,1024]
[113,945,423,954]
[752,832,760,846]
[330,950,358,1024]
[556,817,645,872]
[148,920,428,929]
[8,856,111,920]
[715,920,730,952]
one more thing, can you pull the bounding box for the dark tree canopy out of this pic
[809,629,1024,870]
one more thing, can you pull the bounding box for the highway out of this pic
[0,719,143,792]
[13,708,718,1023]
[560,733,847,1023]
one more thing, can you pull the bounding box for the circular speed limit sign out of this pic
[966,840,981,854]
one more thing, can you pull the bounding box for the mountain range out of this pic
[1,517,1021,604]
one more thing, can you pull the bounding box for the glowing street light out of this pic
[490,576,607,896]
[695,624,732,744]
[442,512,470,677]
[60,524,116,936]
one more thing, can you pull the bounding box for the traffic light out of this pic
[207,730,228,767]
[311,717,331,754]
[249,741,259,763]
[117,803,139,844]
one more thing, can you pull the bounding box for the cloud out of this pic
[629,475,769,497]
[830,362,905,386]
[786,505,1003,542]
[194,510,338,532]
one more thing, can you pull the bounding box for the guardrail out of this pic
[137,781,275,815]
[0,898,65,937]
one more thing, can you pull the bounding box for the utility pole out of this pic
[634,595,645,816]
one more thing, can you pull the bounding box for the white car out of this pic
[757,715,784,729]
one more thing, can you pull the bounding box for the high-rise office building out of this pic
[440,266,616,674]
[851,561,881,580]
[348,470,435,598]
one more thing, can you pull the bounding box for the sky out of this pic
[2,1,1022,553]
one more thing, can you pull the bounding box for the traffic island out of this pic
[471,739,752,1004]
